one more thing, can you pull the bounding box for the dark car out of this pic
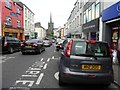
[21,39,45,55]
[0,36,21,54]
[56,39,67,51]
[59,39,114,86]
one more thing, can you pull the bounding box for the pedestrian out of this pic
[112,47,118,64]
[117,39,120,64]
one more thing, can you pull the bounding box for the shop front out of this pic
[82,18,99,40]
[2,27,24,40]
[102,1,120,48]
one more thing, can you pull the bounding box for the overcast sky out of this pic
[20,0,77,29]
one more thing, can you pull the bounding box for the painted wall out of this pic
[2,0,23,28]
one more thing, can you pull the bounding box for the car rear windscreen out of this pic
[71,41,110,57]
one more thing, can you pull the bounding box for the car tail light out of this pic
[86,40,96,44]
[65,40,73,57]
[109,48,113,58]
[32,44,38,46]
[4,42,7,46]
[21,43,24,46]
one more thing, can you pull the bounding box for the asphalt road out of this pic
[1,44,119,89]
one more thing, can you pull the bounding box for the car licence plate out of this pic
[25,46,32,48]
[82,65,101,70]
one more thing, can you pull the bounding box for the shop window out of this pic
[5,0,12,9]
[5,16,12,26]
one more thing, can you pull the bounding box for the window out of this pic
[95,3,100,18]
[5,16,12,26]
[91,3,95,20]
[88,6,92,22]
[83,11,86,24]
[74,42,86,55]
[17,20,21,27]
[5,0,12,9]
[16,8,21,14]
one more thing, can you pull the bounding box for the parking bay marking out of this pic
[36,73,44,85]
[43,64,48,70]
[47,58,50,62]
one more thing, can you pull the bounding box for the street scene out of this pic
[0,0,120,90]
[0,44,120,89]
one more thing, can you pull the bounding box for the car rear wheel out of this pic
[9,47,13,54]
[59,73,65,86]
[22,52,26,55]
[56,48,59,51]
[38,48,41,54]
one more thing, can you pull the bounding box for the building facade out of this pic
[2,0,24,40]
[102,1,120,48]
[34,22,46,39]
[67,0,82,38]
[23,4,35,40]
[0,1,2,36]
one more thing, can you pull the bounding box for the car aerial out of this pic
[43,40,52,47]
[1,36,21,54]
[56,39,67,51]
[21,39,45,55]
[59,39,114,86]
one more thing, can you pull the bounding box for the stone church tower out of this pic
[47,13,54,36]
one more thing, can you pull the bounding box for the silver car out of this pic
[59,39,114,86]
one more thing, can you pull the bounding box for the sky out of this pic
[20,0,77,29]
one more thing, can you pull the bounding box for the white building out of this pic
[34,22,46,39]
[23,4,35,40]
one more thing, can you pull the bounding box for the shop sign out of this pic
[102,1,120,22]
[82,18,99,32]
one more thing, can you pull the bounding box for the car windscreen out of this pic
[71,41,110,57]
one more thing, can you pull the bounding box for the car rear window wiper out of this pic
[75,54,97,60]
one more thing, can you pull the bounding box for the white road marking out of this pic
[52,56,54,59]
[47,58,50,62]
[54,72,59,80]
[22,75,38,77]
[43,64,47,69]
[41,58,43,61]
[28,67,41,71]
[36,73,44,85]
[26,71,40,75]
[43,62,45,64]
[15,80,34,87]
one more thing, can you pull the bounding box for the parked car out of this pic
[56,39,67,51]
[43,40,52,47]
[21,39,45,55]
[0,36,21,54]
[59,39,114,86]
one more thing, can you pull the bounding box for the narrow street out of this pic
[1,44,119,89]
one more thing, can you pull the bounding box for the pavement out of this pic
[112,62,120,87]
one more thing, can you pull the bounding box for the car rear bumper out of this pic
[59,67,114,84]
[21,48,39,53]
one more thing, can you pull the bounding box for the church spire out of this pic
[50,12,52,23]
